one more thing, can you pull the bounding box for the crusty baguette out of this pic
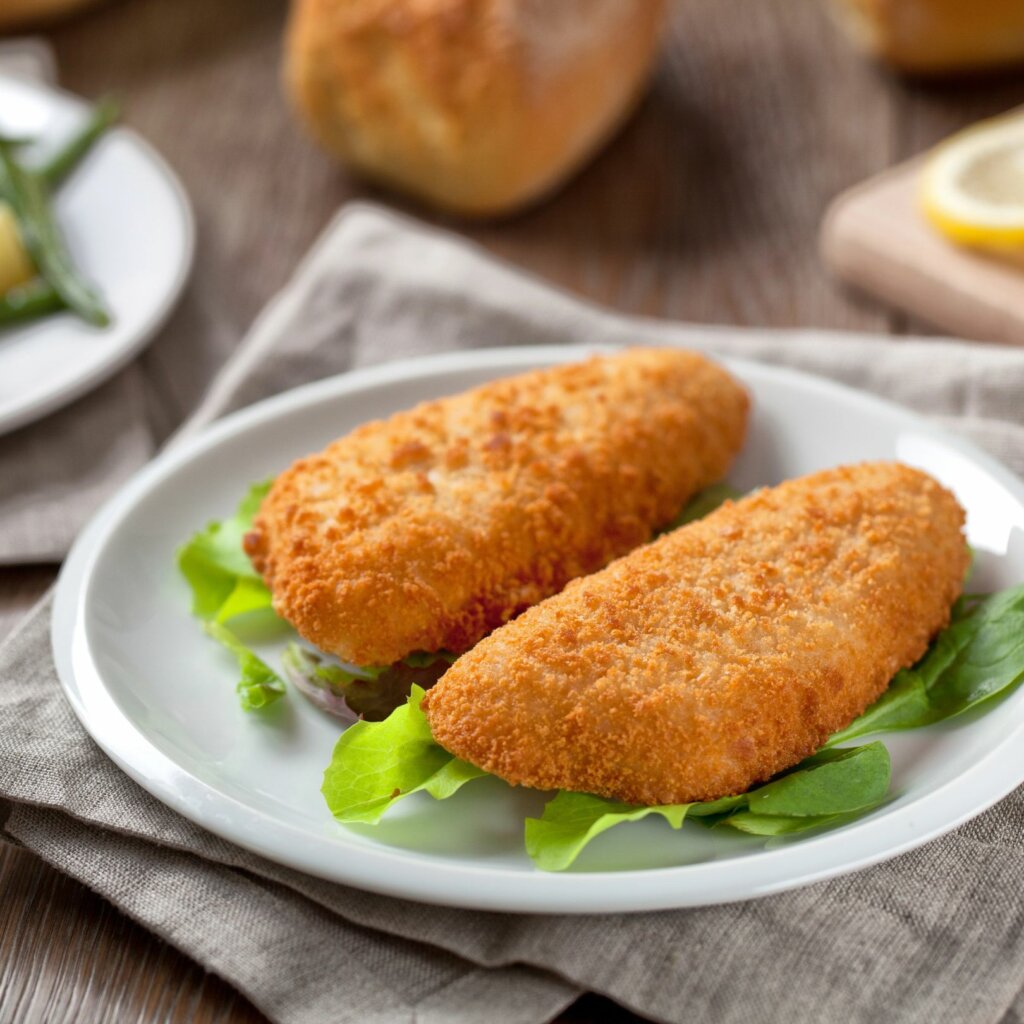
[284,0,667,216]
[831,0,1024,74]
[0,0,102,30]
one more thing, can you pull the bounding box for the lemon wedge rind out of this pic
[921,112,1024,249]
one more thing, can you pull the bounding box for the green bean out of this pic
[0,143,110,327]
[0,279,63,326]
[39,97,119,188]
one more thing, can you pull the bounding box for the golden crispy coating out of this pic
[245,348,748,666]
[423,463,969,805]
[285,0,668,216]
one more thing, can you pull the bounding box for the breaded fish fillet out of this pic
[245,348,748,666]
[422,463,968,805]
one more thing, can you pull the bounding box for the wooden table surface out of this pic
[3,1,1024,1020]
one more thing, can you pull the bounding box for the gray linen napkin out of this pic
[3,204,1024,1024]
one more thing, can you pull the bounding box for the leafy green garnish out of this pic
[322,686,486,823]
[662,482,743,533]
[203,621,286,712]
[282,643,384,685]
[742,744,891,816]
[320,691,893,870]
[524,795,692,872]
[284,643,457,721]
[524,743,890,870]
[826,584,1024,746]
[401,650,459,669]
[180,482,281,711]
[178,480,273,623]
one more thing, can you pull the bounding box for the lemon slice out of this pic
[922,111,1024,249]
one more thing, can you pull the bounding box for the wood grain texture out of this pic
[469,0,896,332]
[2,0,1023,1020]
[0,843,265,1024]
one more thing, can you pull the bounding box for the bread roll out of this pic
[284,0,668,216]
[831,0,1024,74]
[0,0,102,30]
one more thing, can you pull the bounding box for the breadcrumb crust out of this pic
[245,347,748,665]
[422,462,969,805]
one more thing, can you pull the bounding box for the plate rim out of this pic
[0,73,195,436]
[52,345,1024,913]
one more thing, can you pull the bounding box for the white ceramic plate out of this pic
[0,75,193,436]
[52,347,1024,913]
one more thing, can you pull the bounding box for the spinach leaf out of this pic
[827,585,1024,746]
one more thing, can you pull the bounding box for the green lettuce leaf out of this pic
[322,686,486,824]
[525,794,691,872]
[662,482,743,533]
[203,621,286,712]
[525,742,890,869]
[720,812,854,836]
[826,584,1024,746]
[178,480,273,623]
[180,481,282,711]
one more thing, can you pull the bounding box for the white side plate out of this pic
[52,347,1024,913]
[0,75,193,436]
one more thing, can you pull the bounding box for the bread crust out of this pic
[284,0,667,215]
[0,0,100,29]
[245,347,748,666]
[423,462,969,805]
[832,0,1024,73]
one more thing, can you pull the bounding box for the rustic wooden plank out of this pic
[0,842,265,1024]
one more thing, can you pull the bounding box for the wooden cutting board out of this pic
[821,154,1024,345]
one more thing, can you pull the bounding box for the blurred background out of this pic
[5,0,1023,435]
